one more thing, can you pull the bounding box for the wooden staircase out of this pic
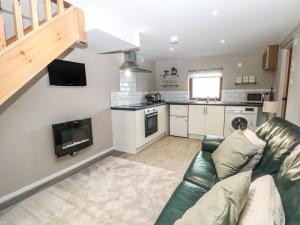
[0,0,87,106]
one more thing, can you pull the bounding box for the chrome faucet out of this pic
[206,96,210,103]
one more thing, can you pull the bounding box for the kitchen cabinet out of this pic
[170,116,188,137]
[205,106,225,136]
[158,105,167,134]
[263,44,279,70]
[112,105,167,154]
[170,105,188,137]
[188,105,206,135]
[188,105,225,137]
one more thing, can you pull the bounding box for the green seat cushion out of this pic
[184,151,219,189]
[255,117,300,175]
[154,181,208,225]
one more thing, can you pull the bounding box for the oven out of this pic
[145,107,158,137]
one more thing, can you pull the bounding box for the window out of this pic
[189,69,223,100]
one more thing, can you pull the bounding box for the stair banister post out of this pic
[57,0,64,14]
[0,2,6,50]
[44,0,52,21]
[13,0,24,40]
[29,0,39,30]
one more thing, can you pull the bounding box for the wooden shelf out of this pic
[161,85,179,87]
[160,74,179,78]
[235,82,257,85]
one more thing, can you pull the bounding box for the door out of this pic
[281,47,293,118]
[188,105,206,135]
[170,116,188,137]
[206,106,225,136]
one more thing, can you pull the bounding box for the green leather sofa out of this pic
[155,117,300,225]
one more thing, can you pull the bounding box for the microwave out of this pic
[246,93,265,103]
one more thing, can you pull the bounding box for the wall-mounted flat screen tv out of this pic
[48,59,87,86]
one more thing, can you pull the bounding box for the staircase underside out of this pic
[0,6,87,107]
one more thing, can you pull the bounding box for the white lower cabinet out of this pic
[112,105,167,154]
[170,116,188,137]
[205,106,225,136]
[170,105,188,137]
[188,105,225,137]
[188,105,206,135]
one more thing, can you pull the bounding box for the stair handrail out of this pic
[0,0,72,52]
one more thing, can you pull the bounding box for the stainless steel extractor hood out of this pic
[100,49,152,73]
[119,51,152,73]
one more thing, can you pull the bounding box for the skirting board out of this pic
[0,147,113,209]
[188,134,205,140]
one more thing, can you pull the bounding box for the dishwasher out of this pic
[170,105,188,137]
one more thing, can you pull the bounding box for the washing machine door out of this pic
[230,116,250,132]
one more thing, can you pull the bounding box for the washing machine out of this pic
[224,106,258,137]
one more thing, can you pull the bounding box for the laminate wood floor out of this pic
[113,136,202,174]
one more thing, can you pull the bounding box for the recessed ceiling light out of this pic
[212,10,218,16]
[220,39,225,44]
[237,62,243,68]
[140,58,145,62]
[169,47,174,52]
[169,36,179,45]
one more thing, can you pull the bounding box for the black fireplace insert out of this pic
[52,118,93,158]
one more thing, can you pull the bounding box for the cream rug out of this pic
[0,156,182,225]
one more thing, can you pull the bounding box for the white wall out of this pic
[155,50,275,91]
[284,24,300,125]
[0,48,122,198]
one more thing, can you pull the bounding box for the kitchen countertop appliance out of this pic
[145,91,162,103]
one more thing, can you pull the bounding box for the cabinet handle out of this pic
[206,107,208,115]
[203,107,205,115]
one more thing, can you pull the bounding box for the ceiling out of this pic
[76,0,300,60]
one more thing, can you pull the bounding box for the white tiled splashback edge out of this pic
[110,89,270,107]
[110,91,188,106]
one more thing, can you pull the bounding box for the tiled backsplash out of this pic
[221,89,270,103]
[110,89,270,106]
[160,91,188,102]
[110,91,188,106]
[111,91,146,106]
[119,72,136,92]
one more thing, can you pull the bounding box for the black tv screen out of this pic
[48,59,87,86]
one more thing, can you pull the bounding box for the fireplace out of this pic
[52,118,93,158]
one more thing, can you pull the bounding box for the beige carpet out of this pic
[0,156,182,225]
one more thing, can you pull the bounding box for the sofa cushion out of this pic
[175,171,252,225]
[212,130,261,179]
[255,117,300,175]
[240,129,266,172]
[184,151,219,189]
[154,181,208,225]
[276,145,300,225]
[238,175,285,225]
